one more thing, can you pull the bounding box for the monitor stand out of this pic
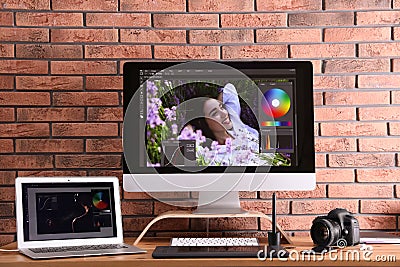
[193,191,247,214]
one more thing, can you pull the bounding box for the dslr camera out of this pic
[310,208,360,249]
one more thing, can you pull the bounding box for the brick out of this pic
[190,30,253,44]
[121,30,185,44]
[325,27,390,42]
[393,91,400,104]
[86,76,122,90]
[291,44,354,58]
[0,44,13,57]
[393,59,400,71]
[16,44,82,59]
[85,45,152,58]
[16,12,82,26]
[257,0,321,11]
[222,45,287,59]
[260,184,326,199]
[51,61,116,75]
[0,171,15,185]
[0,155,52,169]
[0,28,48,42]
[361,200,400,214]
[123,217,153,232]
[311,60,321,73]
[86,139,122,153]
[360,43,400,57]
[0,60,48,74]
[316,169,355,182]
[321,122,387,136]
[86,13,150,27]
[357,11,400,25]
[0,218,16,233]
[123,192,153,200]
[0,92,50,106]
[53,92,119,106]
[17,108,84,122]
[0,139,13,153]
[210,217,258,231]
[314,107,355,121]
[0,203,14,216]
[121,0,184,11]
[0,108,14,122]
[241,200,290,214]
[325,0,390,10]
[0,187,15,201]
[0,76,13,90]
[357,169,400,182]
[87,107,122,121]
[153,218,190,231]
[16,76,83,90]
[257,29,321,43]
[154,14,218,28]
[292,200,358,214]
[52,0,117,10]
[359,138,400,152]
[16,139,83,153]
[314,92,323,106]
[315,137,356,152]
[389,122,400,135]
[18,170,86,177]
[153,202,193,215]
[0,235,16,246]
[314,75,355,90]
[329,184,393,198]
[315,153,326,167]
[221,13,286,27]
[121,201,152,215]
[289,12,353,26]
[394,28,400,40]
[55,155,121,168]
[262,216,313,231]
[0,0,49,9]
[329,153,395,168]
[51,29,118,43]
[324,91,389,105]
[52,123,118,136]
[358,75,400,89]
[0,12,13,26]
[189,0,253,12]
[154,46,219,60]
[357,216,396,230]
[0,123,49,137]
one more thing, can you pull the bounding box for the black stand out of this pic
[266,192,289,258]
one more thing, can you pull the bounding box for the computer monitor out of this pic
[123,61,315,214]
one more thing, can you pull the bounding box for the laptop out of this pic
[16,176,146,259]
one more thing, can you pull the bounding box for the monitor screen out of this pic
[123,61,314,175]
[21,182,117,242]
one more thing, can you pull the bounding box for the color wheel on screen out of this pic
[92,192,109,210]
[262,88,291,118]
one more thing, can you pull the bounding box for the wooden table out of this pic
[1,237,399,267]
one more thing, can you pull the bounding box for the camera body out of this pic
[311,208,360,248]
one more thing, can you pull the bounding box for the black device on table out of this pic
[152,245,265,258]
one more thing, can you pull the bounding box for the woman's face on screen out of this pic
[203,98,233,132]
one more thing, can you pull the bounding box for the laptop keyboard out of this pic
[29,244,128,253]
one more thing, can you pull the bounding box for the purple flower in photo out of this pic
[171,123,178,135]
[164,106,177,121]
[146,80,158,97]
[225,138,232,153]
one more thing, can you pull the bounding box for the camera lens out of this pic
[311,218,341,247]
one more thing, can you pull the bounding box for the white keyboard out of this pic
[170,237,259,247]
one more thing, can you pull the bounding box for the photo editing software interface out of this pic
[138,67,299,169]
[22,183,117,241]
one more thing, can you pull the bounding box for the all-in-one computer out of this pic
[123,61,315,216]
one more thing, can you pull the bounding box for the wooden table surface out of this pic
[1,237,399,267]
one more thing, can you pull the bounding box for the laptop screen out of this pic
[21,182,118,242]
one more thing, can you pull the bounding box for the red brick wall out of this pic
[1,0,400,245]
